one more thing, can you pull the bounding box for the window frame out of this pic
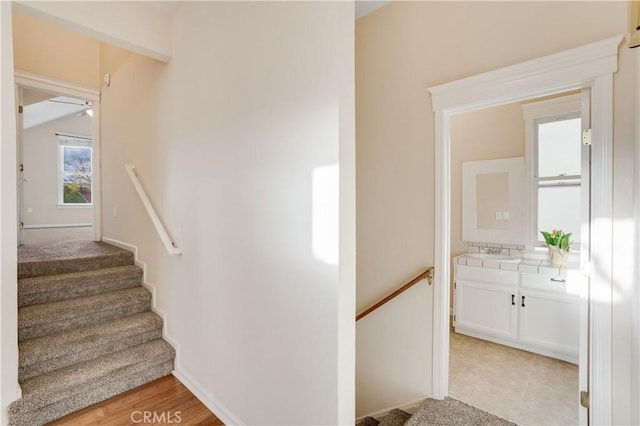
[522,94,582,250]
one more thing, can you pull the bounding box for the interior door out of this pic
[578,88,591,426]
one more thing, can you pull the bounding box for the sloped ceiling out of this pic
[23,90,90,130]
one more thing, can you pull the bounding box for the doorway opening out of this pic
[15,72,101,246]
[447,91,587,425]
[429,35,622,426]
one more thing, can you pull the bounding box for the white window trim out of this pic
[522,94,581,250]
[58,143,93,207]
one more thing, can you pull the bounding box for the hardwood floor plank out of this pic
[48,374,224,426]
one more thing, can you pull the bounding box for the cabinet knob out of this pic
[511,294,515,306]
[550,277,566,283]
[521,295,526,307]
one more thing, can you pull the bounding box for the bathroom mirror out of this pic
[462,157,526,244]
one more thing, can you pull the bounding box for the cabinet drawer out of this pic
[455,265,518,287]
[521,272,571,294]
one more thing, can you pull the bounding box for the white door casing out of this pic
[429,35,622,425]
[14,70,102,242]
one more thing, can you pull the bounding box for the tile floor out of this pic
[449,330,579,425]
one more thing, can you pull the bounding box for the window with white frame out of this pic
[57,133,92,205]
[522,95,583,248]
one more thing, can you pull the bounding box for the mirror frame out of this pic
[462,157,526,244]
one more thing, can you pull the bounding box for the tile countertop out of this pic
[454,253,581,276]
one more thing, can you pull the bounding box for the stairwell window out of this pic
[57,133,92,205]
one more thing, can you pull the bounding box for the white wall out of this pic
[356,1,637,423]
[0,2,19,424]
[101,2,354,425]
[22,113,93,227]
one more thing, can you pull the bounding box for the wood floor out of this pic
[48,375,224,426]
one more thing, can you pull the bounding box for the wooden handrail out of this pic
[125,164,182,255]
[356,267,434,321]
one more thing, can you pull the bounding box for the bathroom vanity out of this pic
[453,253,583,364]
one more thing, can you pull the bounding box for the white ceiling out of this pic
[23,95,90,130]
[148,0,391,21]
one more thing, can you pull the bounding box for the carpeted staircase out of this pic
[358,397,517,426]
[9,241,175,426]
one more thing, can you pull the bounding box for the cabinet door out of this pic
[518,289,579,359]
[455,280,517,340]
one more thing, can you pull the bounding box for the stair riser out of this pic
[19,301,151,342]
[19,276,142,308]
[9,360,174,426]
[18,252,134,279]
[20,328,163,382]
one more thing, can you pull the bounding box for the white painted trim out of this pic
[101,237,242,426]
[429,36,622,113]
[91,101,101,242]
[14,70,102,242]
[124,165,181,255]
[588,73,614,425]
[432,109,450,399]
[429,36,622,424]
[14,70,100,102]
[172,370,245,426]
[22,223,91,229]
[354,396,426,423]
[521,94,582,249]
[633,47,640,426]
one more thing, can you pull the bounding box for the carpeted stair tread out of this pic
[19,311,163,382]
[18,241,134,279]
[379,408,412,426]
[18,287,151,341]
[404,397,517,426]
[358,416,380,426]
[19,265,143,307]
[8,340,174,426]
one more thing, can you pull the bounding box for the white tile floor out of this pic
[449,330,579,425]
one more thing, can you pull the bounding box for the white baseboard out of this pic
[355,396,427,423]
[172,369,244,426]
[102,237,241,425]
[22,223,92,229]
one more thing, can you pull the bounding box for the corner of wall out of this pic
[1,2,20,423]
[100,237,243,426]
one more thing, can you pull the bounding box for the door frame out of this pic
[428,35,622,425]
[15,70,102,242]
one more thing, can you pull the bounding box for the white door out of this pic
[454,280,517,340]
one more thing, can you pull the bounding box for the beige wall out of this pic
[12,11,100,88]
[450,103,526,258]
[449,104,525,309]
[356,1,636,422]
[22,113,93,227]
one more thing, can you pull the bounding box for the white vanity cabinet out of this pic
[454,263,580,363]
[454,266,518,341]
[518,273,580,361]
